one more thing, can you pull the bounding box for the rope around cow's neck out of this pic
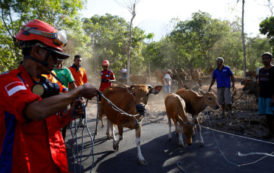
[203,111,274,167]
[98,92,139,117]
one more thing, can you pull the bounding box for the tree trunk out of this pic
[241,0,246,77]
[127,3,136,84]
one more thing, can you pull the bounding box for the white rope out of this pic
[238,152,274,157]
[99,92,138,117]
[201,125,274,145]
[203,111,274,167]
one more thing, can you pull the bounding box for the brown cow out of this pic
[165,93,195,147]
[100,85,162,165]
[176,88,219,146]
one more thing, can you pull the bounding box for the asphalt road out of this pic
[65,117,274,173]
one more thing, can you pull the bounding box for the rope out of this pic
[68,98,97,173]
[203,111,274,167]
[66,92,139,173]
[238,151,274,157]
[98,92,138,117]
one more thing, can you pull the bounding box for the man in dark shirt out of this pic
[258,52,274,138]
[208,57,235,116]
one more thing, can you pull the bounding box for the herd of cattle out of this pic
[98,84,221,165]
[96,69,259,165]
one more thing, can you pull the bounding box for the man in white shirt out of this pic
[163,70,172,93]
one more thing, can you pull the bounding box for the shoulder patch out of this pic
[5,81,27,96]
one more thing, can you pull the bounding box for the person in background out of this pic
[54,59,77,139]
[208,57,235,116]
[163,69,172,93]
[121,67,127,83]
[54,59,76,90]
[258,52,274,139]
[99,60,116,92]
[0,19,97,173]
[69,55,88,127]
[69,55,88,87]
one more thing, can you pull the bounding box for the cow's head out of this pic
[181,120,195,145]
[201,91,219,110]
[128,84,162,115]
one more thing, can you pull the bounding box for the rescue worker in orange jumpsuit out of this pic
[99,60,116,91]
[0,19,97,173]
[69,55,88,87]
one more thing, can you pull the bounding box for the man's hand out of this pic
[232,84,235,91]
[208,87,211,92]
[71,98,84,118]
[79,83,98,99]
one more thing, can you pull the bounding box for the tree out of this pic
[82,14,149,77]
[260,16,274,52]
[237,0,247,77]
[169,11,229,70]
[0,0,86,72]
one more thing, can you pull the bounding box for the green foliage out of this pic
[259,16,274,52]
[82,14,149,75]
[0,0,86,72]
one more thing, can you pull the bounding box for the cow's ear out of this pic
[149,85,162,94]
[127,85,135,94]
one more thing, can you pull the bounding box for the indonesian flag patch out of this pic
[5,81,27,96]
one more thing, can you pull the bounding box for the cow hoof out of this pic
[113,144,119,151]
[138,159,148,165]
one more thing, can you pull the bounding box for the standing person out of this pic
[69,55,88,127]
[121,67,127,83]
[163,70,172,93]
[208,57,235,116]
[54,59,77,139]
[54,59,76,90]
[0,19,97,173]
[258,52,274,139]
[99,60,116,91]
[69,55,88,87]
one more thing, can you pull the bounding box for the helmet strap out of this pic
[24,54,49,67]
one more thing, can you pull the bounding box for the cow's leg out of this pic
[168,117,172,141]
[194,117,204,146]
[172,118,179,135]
[135,124,147,165]
[106,119,113,140]
[113,125,123,151]
[99,102,104,128]
[118,125,123,141]
[177,124,184,147]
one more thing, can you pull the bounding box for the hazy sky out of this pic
[81,0,272,41]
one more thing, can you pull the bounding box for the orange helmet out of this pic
[16,19,69,59]
[102,60,110,66]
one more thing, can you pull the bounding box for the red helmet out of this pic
[102,60,110,66]
[16,19,69,59]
